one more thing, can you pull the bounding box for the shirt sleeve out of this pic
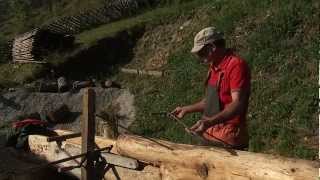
[228,60,250,92]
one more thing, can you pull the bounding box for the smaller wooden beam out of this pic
[120,68,164,77]
[47,133,81,142]
[81,88,96,180]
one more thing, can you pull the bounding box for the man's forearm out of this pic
[184,99,206,113]
[208,100,244,125]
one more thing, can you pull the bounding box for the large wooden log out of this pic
[116,134,319,180]
[28,130,319,180]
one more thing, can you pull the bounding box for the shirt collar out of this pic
[210,50,232,72]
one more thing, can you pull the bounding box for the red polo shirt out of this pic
[203,50,251,147]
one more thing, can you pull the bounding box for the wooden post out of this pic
[81,88,96,180]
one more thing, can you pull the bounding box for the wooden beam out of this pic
[116,134,319,180]
[120,68,164,77]
[81,88,96,180]
[47,132,81,142]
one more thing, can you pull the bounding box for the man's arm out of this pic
[207,90,248,125]
[184,98,206,113]
[172,98,206,119]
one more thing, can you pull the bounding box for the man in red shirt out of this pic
[172,27,251,150]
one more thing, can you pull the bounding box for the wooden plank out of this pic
[12,49,33,54]
[13,56,42,61]
[12,52,33,56]
[13,56,34,60]
[13,56,35,61]
[120,68,164,77]
[69,16,81,25]
[12,45,33,50]
[47,23,66,31]
[12,48,33,53]
[65,17,80,26]
[16,38,35,44]
[101,152,139,169]
[12,51,33,56]
[13,40,34,47]
[13,40,34,48]
[81,88,96,180]
[13,60,46,64]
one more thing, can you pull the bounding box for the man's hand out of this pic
[189,118,211,135]
[171,106,188,119]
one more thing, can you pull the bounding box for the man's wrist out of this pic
[183,106,192,113]
[207,116,218,126]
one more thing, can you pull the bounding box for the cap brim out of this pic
[190,44,205,53]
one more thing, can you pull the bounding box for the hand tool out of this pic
[166,112,233,148]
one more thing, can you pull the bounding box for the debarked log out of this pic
[116,134,319,180]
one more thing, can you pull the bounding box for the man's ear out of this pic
[208,43,216,53]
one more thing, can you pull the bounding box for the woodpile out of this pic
[28,130,319,180]
[12,29,39,63]
[8,0,158,64]
[12,29,74,64]
[43,0,140,35]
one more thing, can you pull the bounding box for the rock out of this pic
[0,87,135,134]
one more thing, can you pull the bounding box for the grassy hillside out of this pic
[113,0,319,160]
[0,0,318,160]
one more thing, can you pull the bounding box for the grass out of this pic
[0,63,45,87]
[76,0,211,47]
[114,0,318,160]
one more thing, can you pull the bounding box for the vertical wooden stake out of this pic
[81,88,96,180]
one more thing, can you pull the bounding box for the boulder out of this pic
[0,87,135,134]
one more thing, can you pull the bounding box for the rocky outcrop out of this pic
[0,87,135,133]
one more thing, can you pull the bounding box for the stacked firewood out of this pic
[43,0,141,34]
[12,29,74,64]
[12,29,41,63]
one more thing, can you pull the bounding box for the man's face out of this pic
[196,44,216,64]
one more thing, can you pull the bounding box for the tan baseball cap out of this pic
[191,27,224,53]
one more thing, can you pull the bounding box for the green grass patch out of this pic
[76,0,211,47]
[0,63,45,87]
